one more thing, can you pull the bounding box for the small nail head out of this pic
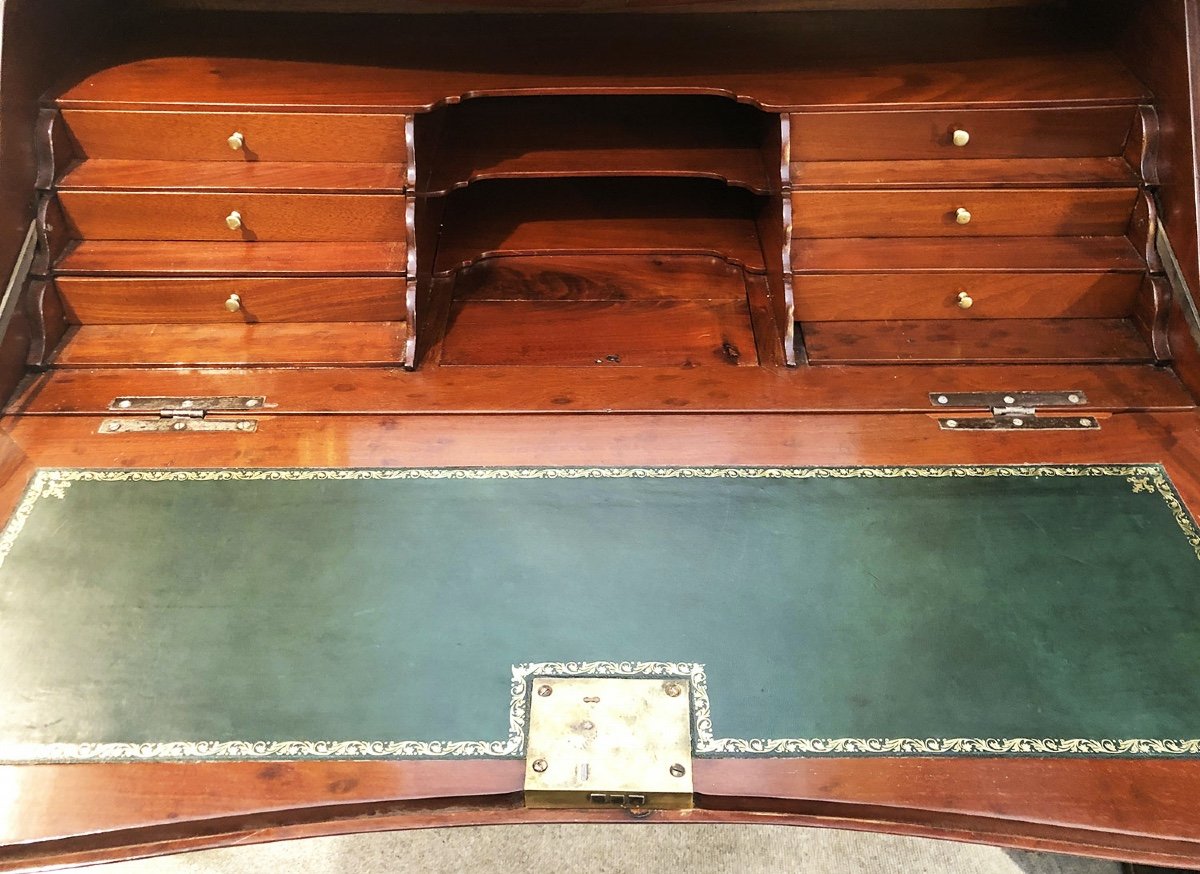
[936,395,949,405]
[1068,394,1081,404]
[532,758,548,773]
[945,419,958,428]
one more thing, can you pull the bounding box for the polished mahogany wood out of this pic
[56,241,408,276]
[61,109,409,163]
[22,280,67,370]
[792,236,1146,273]
[6,757,1200,871]
[790,157,1139,189]
[10,363,1192,416]
[57,191,408,242]
[52,16,1150,114]
[433,180,767,276]
[59,160,406,193]
[441,300,757,367]
[793,272,1142,321]
[789,105,1137,161]
[54,277,408,324]
[804,318,1154,363]
[790,189,1139,238]
[51,322,409,366]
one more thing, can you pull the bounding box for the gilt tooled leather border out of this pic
[0,464,1197,762]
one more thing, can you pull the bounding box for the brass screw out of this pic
[670,763,686,778]
[532,758,548,773]
[664,683,682,698]
[537,685,553,697]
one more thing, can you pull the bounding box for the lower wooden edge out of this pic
[2,792,1199,872]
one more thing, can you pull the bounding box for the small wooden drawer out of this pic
[790,106,1137,161]
[790,189,1138,238]
[55,277,408,324]
[58,192,408,242]
[794,273,1143,322]
[60,110,409,163]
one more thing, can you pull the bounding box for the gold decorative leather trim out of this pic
[1,465,1197,762]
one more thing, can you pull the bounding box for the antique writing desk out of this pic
[1,0,1200,869]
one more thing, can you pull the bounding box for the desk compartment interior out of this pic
[8,0,1195,412]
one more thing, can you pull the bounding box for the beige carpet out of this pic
[94,825,1123,873]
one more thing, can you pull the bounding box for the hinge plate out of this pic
[109,396,265,414]
[931,390,1098,431]
[929,391,1088,409]
[100,418,258,434]
[524,677,693,811]
[939,415,1099,432]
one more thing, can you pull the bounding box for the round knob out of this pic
[954,207,972,225]
[228,132,245,151]
[225,210,242,231]
[951,128,970,147]
[956,291,974,310]
[225,293,242,313]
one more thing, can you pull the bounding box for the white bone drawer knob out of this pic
[228,131,245,151]
[957,291,974,309]
[225,293,242,313]
[225,210,243,231]
[951,129,970,147]
[954,207,972,225]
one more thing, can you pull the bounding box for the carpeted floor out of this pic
[94,825,1123,873]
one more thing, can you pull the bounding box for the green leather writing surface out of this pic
[0,465,1197,761]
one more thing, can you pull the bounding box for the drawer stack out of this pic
[30,108,416,369]
[788,106,1168,365]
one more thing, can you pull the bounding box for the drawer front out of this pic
[55,277,408,324]
[790,107,1137,161]
[794,273,1142,321]
[790,189,1138,238]
[61,110,409,163]
[59,192,408,242]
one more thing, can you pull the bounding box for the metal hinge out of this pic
[100,396,264,434]
[524,677,694,811]
[930,391,1100,432]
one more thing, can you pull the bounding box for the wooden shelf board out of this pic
[51,322,408,366]
[57,241,409,276]
[804,319,1155,364]
[450,254,751,302]
[423,95,772,194]
[791,237,1147,274]
[59,160,407,193]
[433,179,766,275]
[441,300,757,367]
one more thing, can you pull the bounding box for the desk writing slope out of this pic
[0,465,1197,762]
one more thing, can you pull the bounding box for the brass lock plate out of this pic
[524,677,693,810]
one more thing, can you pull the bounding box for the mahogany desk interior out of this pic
[2,0,1200,870]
